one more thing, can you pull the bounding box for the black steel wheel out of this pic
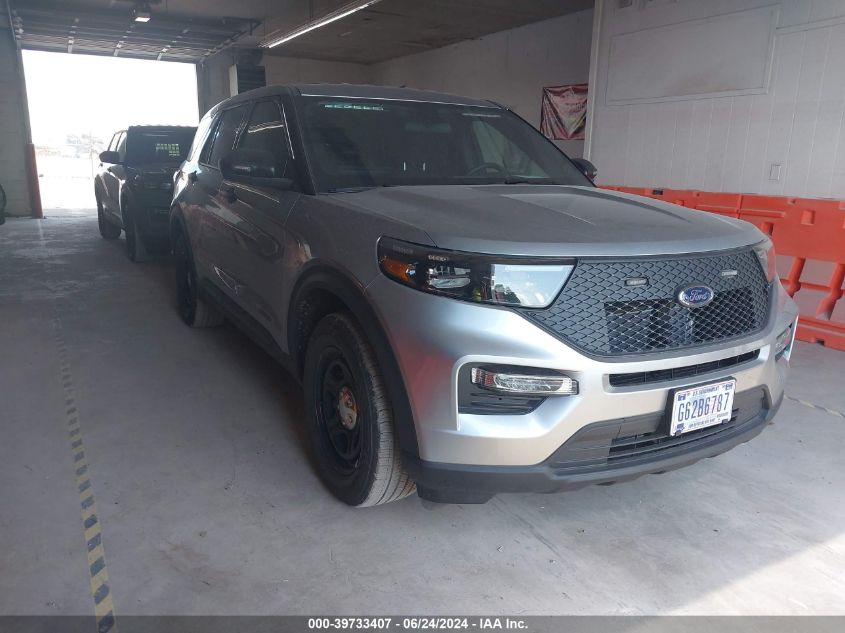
[317,354,364,476]
[304,312,415,506]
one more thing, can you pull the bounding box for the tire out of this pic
[172,228,224,328]
[97,195,121,240]
[304,312,416,507]
[123,201,149,262]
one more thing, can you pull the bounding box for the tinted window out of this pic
[199,116,220,165]
[125,129,196,164]
[239,100,291,163]
[236,100,296,180]
[299,97,590,192]
[205,105,248,169]
[107,132,121,152]
[188,116,215,163]
[116,133,127,162]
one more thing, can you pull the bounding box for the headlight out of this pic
[752,237,777,282]
[378,237,574,308]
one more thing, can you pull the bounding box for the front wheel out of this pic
[172,229,223,328]
[304,312,416,506]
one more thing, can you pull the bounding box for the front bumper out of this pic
[405,388,780,503]
[367,275,797,496]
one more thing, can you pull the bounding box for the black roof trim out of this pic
[126,125,198,131]
[204,83,499,118]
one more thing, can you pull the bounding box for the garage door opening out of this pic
[22,50,198,215]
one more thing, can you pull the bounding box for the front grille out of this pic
[609,350,759,387]
[546,387,767,473]
[522,249,771,357]
[608,411,743,463]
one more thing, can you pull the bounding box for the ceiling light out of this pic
[261,0,382,48]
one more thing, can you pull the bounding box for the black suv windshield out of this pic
[298,97,591,192]
[126,129,195,165]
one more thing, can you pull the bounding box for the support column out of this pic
[1,5,39,218]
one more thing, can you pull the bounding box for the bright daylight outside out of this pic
[23,50,198,213]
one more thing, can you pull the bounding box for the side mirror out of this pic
[571,157,598,181]
[99,150,121,164]
[220,148,293,190]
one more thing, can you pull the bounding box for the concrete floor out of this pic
[1,212,844,616]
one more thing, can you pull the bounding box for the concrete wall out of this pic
[588,0,845,199]
[263,54,372,86]
[370,9,594,158]
[0,28,32,216]
[196,51,373,116]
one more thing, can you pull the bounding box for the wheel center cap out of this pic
[337,386,358,430]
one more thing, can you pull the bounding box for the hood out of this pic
[327,185,763,257]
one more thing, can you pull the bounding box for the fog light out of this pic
[775,321,796,360]
[471,368,578,395]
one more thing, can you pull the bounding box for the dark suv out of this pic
[95,125,196,260]
[171,84,795,507]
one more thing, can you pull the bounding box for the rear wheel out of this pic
[172,228,223,328]
[97,195,121,240]
[304,312,416,506]
[123,202,148,262]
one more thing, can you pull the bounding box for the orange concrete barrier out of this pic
[600,186,845,351]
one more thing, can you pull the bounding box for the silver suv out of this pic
[171,84,798,506]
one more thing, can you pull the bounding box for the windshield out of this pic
[298,97,591,192]
[125,129,196,165]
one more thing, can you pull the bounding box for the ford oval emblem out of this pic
[677,285,715,308]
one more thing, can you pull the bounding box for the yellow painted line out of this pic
[53,318,117,633]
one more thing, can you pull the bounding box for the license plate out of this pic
[670,379,736,436]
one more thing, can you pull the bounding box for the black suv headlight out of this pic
[378,237,574,308]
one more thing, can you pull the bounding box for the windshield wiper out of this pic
[326,186,376,193]
[327,183,400,193]
[500,177,558,185]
